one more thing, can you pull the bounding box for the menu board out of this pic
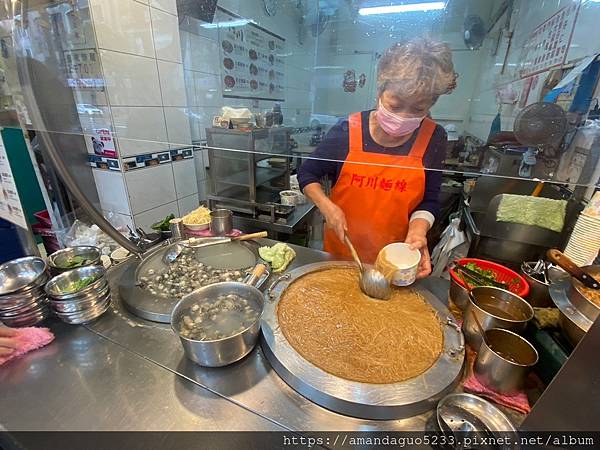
[0,133,27,229]
[216,8,285,102]
[519,3,580,78]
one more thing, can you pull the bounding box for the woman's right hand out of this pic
[0,326,19,357]
[322,202,348,242]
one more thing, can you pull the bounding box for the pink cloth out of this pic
[185,229,242,238]
[0,327,55,366]
[462,348,531,414]
[463,373,531,414]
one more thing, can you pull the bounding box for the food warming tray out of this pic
[261,262,465,420]
[118,239,267,323]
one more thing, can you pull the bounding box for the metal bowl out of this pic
[437,393,516,432]
[0,256,47,296]
[0,295,47,318]
[171,282,264,367]
[54,297,111,324]
[0,281,48,309]
[463,286,534,349]
[45,265,107,300]
[1,304,50,327]
[50,285,110,313]
[47,246,101,274]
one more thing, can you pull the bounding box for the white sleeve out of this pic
[409,210,435,228]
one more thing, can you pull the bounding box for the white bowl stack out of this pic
[564,192,600,266]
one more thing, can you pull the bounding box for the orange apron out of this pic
[323,112,435,263]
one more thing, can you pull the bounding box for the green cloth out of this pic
[496,194,567,232]
[258,243,296,273]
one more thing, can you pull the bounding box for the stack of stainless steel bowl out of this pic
[0,257,50,327]
[45,265,111,324]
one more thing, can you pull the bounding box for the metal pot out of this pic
[474,328,538,394]
[549,277,593,347]
[463,286,534,349]
[209,209,233,236]
[171,264,266,367]
[520,262,552,307]
[568,265,600,322]
[449,276,470,310]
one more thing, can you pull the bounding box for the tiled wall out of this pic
[82,0,199,230]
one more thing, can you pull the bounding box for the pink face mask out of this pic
[376,101,425,137]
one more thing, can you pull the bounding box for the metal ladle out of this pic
[344,234,391,300]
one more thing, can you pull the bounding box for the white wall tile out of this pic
[90,0,155,58]
[124,164,177,214]
[193,149,206,181]
[150,0,177,15]
[151,7,182,63]
[183,69,196,106]
[92,169,131,215]
[191,106,220,140]
[158,60,188,107]
[172,159,198,198]
[193,72,222,107]
[135,0,149,4]
[101,50,162,106]
[178,193,199,216]
[184,34,220,74]
[164,107,192,145]
[111,106,168,157]
[134,201,179,231]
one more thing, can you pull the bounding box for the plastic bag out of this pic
[431,217,469,279]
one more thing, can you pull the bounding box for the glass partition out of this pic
[0,0,598,263]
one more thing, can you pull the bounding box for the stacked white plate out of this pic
[564,212,600,266]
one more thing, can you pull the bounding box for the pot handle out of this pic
[446,317,465,358]
[267,273,292,300]
[246,263,268,287]
[235,231,268,241]
[547,249,600,290]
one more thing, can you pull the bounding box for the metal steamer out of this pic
[260,262,465,420]
[118,239,265,323]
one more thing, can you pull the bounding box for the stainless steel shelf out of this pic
[214,167,286,187]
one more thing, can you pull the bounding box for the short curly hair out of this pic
[377,37,457,101]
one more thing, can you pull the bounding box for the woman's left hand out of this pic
[405,223,432,279]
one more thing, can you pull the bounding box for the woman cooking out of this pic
[299,37,457,279]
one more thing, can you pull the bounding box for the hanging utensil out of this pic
[163,232,268,264]
[344,234,391,300]
[546,249,600,290]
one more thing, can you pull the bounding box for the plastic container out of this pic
[450,258,530,298]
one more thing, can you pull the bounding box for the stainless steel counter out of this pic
[0,240,497,432]
[0,321,284,431]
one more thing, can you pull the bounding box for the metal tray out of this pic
[119,240,269,323]
[261,262,465,420]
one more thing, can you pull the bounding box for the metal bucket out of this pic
[463,286,534,349]
[474,328,538,394]
[170,265,266,367]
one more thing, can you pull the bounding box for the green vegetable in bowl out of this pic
[61,255,89,269]
[151,214,175,232]
[63,276,98,294]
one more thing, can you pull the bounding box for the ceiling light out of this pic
[358,2,446,16]
[201,19,253,29]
